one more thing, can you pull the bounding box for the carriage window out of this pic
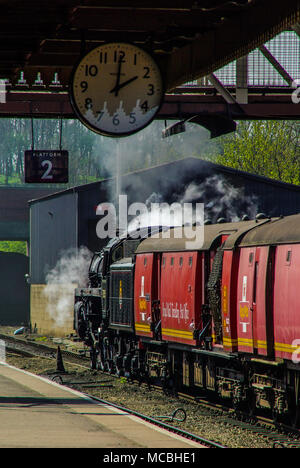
[286,250,292,263]
[171,257,174,266]
[144,257,147,266]
[179,257,183,267]
[189,257,193,267]
[249,252,254,264]
[162,257,166,268]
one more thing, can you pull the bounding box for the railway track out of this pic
[176,392,300,448]
[0,333,89,366]
[1,332,300,448]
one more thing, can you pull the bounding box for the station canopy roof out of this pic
[0,0,299,92]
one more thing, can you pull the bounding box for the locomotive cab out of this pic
[89,252,104,288]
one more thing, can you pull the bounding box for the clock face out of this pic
[70,42,164,137]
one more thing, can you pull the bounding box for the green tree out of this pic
[0,241,27,255]
[214,121,300,184]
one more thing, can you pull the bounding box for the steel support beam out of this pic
[0,91,298,120]
[207,74,237,105]
[259,45,294,86]
[236,56,249,104]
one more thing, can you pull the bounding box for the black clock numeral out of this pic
[143,67,150,79]
[147,84,155,96]
[100,52,108,64]
[85,98,93,110]
[129,113,136,124]
[96,111,104,122]
[141,101,149,113]
[113,114,120,126]
[85,65,98,77]
[114,50,126,63]
[80,81,88,93]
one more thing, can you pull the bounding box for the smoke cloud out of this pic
[43,247,92,328]
[127,174,258,233]
[178,175,258,223]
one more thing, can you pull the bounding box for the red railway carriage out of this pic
[231,214,300,362]
[134,221,261,347]
[132,215,300,417]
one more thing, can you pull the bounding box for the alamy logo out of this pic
[292,80,300,104]
[96,195,204,249]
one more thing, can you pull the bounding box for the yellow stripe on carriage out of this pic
[162,328,194,340]
[135,323,151,333]
[237,338,267,349]
[274,342,298,353]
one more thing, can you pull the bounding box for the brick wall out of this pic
[30,284,75,337]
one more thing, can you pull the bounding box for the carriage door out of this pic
[237,247,270,356]
[134,253,160,340]
[237,248,257,354]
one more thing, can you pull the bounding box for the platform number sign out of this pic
[25,150,69,183]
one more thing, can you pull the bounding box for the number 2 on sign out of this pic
[41,160,53,180]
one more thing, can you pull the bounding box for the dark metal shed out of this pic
[0,252,29,326]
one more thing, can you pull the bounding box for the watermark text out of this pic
[96,195,204,249]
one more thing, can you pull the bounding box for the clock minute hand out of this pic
[110,75,138,96]
[111,59,123,97]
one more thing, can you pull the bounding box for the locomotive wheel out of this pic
[272,409,280,425]
[247,391,257,419]
[116,368,124,377]
[106,360,115,375]
[96,349,107,372]
[90,348,97,370]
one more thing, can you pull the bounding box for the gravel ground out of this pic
[4,349,275,449]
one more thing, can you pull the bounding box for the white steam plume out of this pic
[127,192,185,233]
[43,247,92,328]
[179,175,258,223]
[127,174,258,233]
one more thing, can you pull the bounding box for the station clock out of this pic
[69,42,164,137]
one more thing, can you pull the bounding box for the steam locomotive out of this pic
[74,214,300,425]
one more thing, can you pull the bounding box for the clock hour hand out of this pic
[110,75,138,96]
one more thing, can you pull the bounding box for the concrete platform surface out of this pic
[0,363,202,448]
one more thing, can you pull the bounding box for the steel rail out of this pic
[0,333,89,364]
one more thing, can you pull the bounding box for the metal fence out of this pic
[183,31,300,87]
